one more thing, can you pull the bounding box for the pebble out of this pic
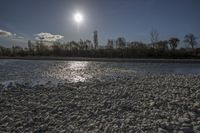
[178,118,191,123]
[158,128,168,133]
[180,127,193,133]
[0,74,200,132]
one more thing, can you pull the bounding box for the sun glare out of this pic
[74,13,83,23]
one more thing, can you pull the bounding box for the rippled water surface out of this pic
[1,59,200,84]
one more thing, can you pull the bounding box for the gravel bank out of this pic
[0,74,200,132]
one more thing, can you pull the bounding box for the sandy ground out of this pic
[0,74,200,132]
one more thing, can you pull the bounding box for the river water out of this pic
[1,59,200,85]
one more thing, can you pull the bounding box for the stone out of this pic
[188,112,197,118]
[180,127,193,133]
[193,102,200,108]
[193,125,200,131]
[158,128,168,133]
[178,118,191,123]
[60,130,66,133]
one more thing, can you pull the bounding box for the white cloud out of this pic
[0,29,12,37]
[35,32,64,42]
[0,29,24,39]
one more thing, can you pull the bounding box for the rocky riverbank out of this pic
[0,74,200,132]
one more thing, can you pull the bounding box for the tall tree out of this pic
[79,39,84,50]
[116,37,126,49]
[184,33,198,50]
[150,29,159,48]
[35,41,49,55]
[169,38,180,51]
[156,41,168,51]
[52,43,62,55]
[107,39,114,49]
[0,46,3,56]
[93,30,98,49]
[28,40,34,54]
[85,40,93,50]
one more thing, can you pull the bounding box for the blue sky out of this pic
[0,0,200,47]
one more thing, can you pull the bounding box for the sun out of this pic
[74,13,83,24]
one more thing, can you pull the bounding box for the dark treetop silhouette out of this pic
[0,31,199,59]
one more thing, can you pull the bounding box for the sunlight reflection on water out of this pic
[68,61,91,82]
[46,61,92,83]
[69,61,88,70]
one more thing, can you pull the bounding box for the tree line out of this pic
[0,31,199,59]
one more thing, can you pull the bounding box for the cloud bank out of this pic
[0,29,12,37]
[35,32,64,42]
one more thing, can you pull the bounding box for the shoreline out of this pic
[1,56,200,63]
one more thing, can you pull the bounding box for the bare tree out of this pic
[184,33,198,50]
[150,29,159,48]
[169,37,180,51]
